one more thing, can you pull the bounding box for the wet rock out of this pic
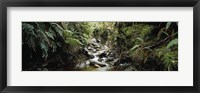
[94,64,101,68]
[87,51,93,55]
[82,48,89,55]
[90,62,107,67]
[87,51,95,58]
[95,47,101,51]
[107,57,114,62]
[76,37,116,71]
[108,59,119,65]
[84,47,88,51]
[103,45,109,50]
[91,38,97,42]
[98,63,106,67]
[108,52,115,58]
[93,50,104,56]
[91,43,97,47]
[89,55,95,59]
[102,57,107,62]
[98,58,103,62]
[89,59,107,67]
[96,38,101,43]
[113,58,119,63]
[92,49,97,52]
[99,52,107,58]
[87,46,92,50]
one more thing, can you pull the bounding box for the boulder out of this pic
[89,59,107,67]
[94,64,101,68]
[92,49,97,53]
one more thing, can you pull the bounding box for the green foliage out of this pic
[22,23,37,51]
[167,38,178,49]
[23,22,67,58]
[116,22,177,71]
[66,38,83,46]
[161,51,178,71]
[22,22,93,70]
[23,22,178,71]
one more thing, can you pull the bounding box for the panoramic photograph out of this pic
[22,22,178,71]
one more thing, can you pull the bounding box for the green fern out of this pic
[161,52,178,71]
[66,38,83,46]
[63,30,73,38]
[167,38,178,48]
[22,23,37,51]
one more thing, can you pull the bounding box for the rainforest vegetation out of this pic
[22,22,178,71]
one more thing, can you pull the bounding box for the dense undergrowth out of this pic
[22,22,178,71]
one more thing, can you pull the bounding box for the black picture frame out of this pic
[0,0,199,93]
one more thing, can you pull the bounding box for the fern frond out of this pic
[66,38,83,46]
[167,38,178,48]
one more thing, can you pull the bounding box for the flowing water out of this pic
[75,38,118,71]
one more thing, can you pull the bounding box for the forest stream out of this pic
[75,38,118,71]
[22,22,178,71]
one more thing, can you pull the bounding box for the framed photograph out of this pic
[0,0,199,93]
